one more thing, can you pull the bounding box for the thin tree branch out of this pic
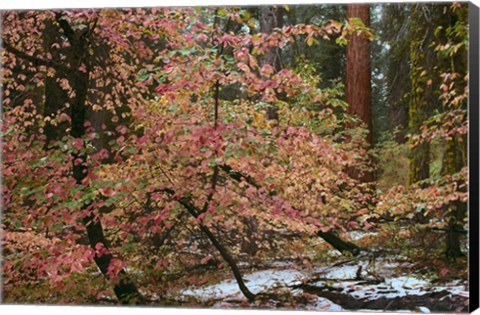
[201,14,233,214]
[3,40,70,71]
[154,187,256,301]
[219,163,363,256]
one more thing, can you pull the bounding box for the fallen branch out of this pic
[316,231,361,256]
[296,284,467,312]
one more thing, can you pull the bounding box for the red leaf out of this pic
[200,255,213,265]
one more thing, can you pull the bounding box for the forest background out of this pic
[0,0,478,313]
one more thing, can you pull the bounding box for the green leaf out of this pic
[306,37,319,47]
[50,223,63,232]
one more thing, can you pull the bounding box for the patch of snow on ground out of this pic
[326,249,342,257]
[417,306,431,313]
[312,261,370,280]
[181,269,305,301]
[311,274,468,301]
[179,260,467,311]
[348,231,377,241]
[182,268,343,311]
[323,262,368,279]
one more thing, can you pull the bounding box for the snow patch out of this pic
[311,274,468,301]
[181,269,305,301]
[348,231,377,241]
[417,306,431,313]
[178,260,467,311]
[180,268,343,311]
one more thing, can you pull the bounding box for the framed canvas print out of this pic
[1,0,479,314]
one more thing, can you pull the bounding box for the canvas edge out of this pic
[468,1,480,313]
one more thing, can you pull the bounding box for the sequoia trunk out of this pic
[346,4,374,182]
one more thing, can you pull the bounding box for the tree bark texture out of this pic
[316,231,361,256]
[346,4,372,145]
[441,5,468,259]
[158,188,257,301]
[42,21,69,147]
[345,4,374,183]
[407,4,439,186]
[42,16,143,304]
[443,135,467,259]
[259,6,283,121]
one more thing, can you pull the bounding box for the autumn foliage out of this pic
[1,4,469,305]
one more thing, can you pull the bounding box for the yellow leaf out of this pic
[307,37,314,46]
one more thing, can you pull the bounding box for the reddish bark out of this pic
[346,4,373,182]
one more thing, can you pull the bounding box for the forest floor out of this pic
[163,232,470,312]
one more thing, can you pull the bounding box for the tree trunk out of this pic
[158,188,256,301]
[407,4,468,259]
[199,224,256,301]
[243,5,284,254]
[259,5,283,121]
[240,216,259,256]
[317,231,361,256]
[407,44,431,185]
[443,137,467,259]
[47,16,143,304]
[407,4,437,186]
[42,21,69,148]
[382,4,411,144]
[442,5,468,260]
[345,4,374,182]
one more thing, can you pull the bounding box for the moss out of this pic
[408,39,431,185]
